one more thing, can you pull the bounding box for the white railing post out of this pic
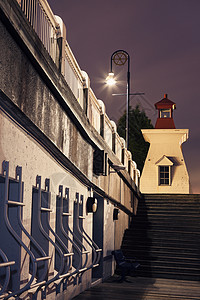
[82,71,90,115]
[55,16,66,75]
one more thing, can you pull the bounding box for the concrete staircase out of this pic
[121,194,200,281]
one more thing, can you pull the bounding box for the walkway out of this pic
[73,275,200,300]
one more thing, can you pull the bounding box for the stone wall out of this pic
[0,1,141,299]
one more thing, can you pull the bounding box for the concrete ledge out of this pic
[0,0,137,196]
[0,89,134,216]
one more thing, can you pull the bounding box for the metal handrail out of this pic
[2,161,40,299]
[57,186,83,272]
[31,176,66,298]
[0,249,15,297]
[54,186,85,292]
[15,166,50,285]
[63,188,89,272]
[74,193,102,269]
[43,180,73,278]
[79,195,102,267]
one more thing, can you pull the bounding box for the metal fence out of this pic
[17,0,58,62]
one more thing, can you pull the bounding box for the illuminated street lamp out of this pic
[106,50,130,149]
[106,72,116,86]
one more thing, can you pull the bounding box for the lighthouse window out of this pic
[160,109,171,118]
[159,166,170,185]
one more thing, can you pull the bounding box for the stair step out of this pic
[123,231,200,240]
[140,204,200,208]
[123,247,200,256]
[144,268,200,276]
[124,236,200,243]
[124,233,199,239]
[142,196,200,199]
[122,241,200,250]
[134,214,200,219]
[122,250,200,261]
[131,224,200,230]
[138,257,200,266]
[140,200,200,204]
[138,203,200,207]
[121,194,200,281]
[126,228,200,235]
[136,270,200,281]
[130,225,200,232]
[122,238,200,247]
[134,263,200,275]
[138,213,200,217]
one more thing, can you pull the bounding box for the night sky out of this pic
[48,0,200,193]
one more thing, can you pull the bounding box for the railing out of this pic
[129,160,137,182]
[88,89,101,134]
[17,0,58,62]
[16,0,140,184]
[0,161,101,298]
[0,161,49,299]
[0,249,15,298]
[124,148,131,172]
[64,41,85,106]
[104,114,114,150]
[115,133,124,163]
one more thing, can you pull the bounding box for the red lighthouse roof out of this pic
[155,94,176,129]
[155,94,176,110]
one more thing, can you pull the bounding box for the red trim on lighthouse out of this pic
[155,94,176,129]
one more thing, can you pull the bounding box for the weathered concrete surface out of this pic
[0,1,140,299]
[0,0,137,197]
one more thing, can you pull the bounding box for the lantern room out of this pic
[155,94,176,129]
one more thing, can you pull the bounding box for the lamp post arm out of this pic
[110,54,113,73]
[126,55,130,150]
[110,49,130,71]
[109,50,131,150]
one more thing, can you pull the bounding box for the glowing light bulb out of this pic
[106,72,116,86]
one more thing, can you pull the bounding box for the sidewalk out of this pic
[73,275,200,300]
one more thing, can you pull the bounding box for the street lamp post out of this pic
[107,50,130,150]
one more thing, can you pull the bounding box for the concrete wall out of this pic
[0,1,141,299]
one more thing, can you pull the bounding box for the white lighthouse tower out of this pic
[140,94,190,194]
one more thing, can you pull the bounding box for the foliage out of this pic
[117,105,154,172]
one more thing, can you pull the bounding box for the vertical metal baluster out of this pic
[45,17,49,52]
[0,249,15,296]
[34,0,38,35]
[24,0,27,20]
[44,15,47,50]
[38,5,41,41]
[47,22,50,54]
[32,0,36,32]
[1,162,38,299]
[41,9,44,49]
[30,0,32,27]
[27,0,30,23]
[79,195,102,266]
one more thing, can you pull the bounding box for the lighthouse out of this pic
[140,94,190,194]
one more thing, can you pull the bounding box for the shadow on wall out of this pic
[103,252,113,281]
[120,195,155,299]
[132,196,153,278]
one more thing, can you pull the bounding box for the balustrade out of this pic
[0,161,101,298]
[16,0,139,183]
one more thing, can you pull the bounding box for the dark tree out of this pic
[117,105,154,172]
